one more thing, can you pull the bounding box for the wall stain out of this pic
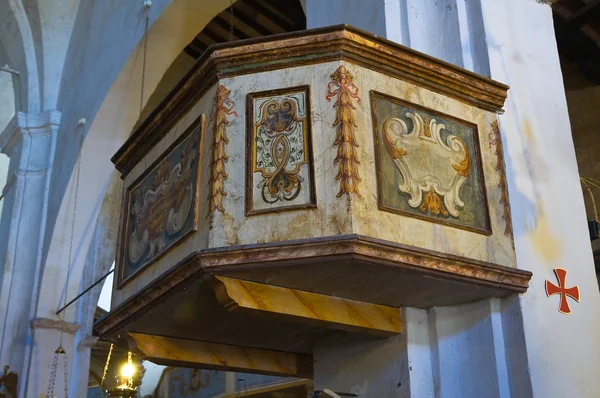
[528,214,562,263]
[521,120,563,263]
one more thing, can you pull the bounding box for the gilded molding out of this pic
[112,25,508,176]
[95,235,531,339]
[327,65,362,205]
[208,85,237,227]
[489,120,514,247]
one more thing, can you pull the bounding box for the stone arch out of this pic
[32,1,308,394]
[31,0,234,394]
[38,0,235,320]
[0,0,41,112]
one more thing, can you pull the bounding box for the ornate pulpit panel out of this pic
[246,87,316,215]
[119,116,203,285]
[371,92,490,234]
[96,25,531,376]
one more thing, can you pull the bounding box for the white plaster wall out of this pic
[0,72,15,218]
[305,0,387,38]
[38,0,232,320]
[0,1,233,396]
[0,0,40,112]
[305,1,600,397]
[313,331,411,398]
[480,0,600,395]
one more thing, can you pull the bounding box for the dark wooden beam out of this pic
[245,0,296,31]
[223,8,273,37]
[566,0,600,24]
[203,25,227,44]
[262,0,306,30]
[213,15,252,40]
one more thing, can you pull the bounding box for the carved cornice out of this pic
[31,317,81,335]
[95,234,531,339]
[0,110,61,154]
[112,25,509,176]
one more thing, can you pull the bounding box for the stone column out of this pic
[307,0,600,397]
[28,318,80,398]
[0,110,59,396]
[305,0,465,67]
[479,1,600,396]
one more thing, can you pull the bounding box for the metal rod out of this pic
[55,268,114,315]
[0,66,19,75]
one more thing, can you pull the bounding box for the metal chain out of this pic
[62,351,69,398]
[47,131,84,398]
[140,11,150,115]
[46,349,60,397]
[229,0,234,42]
[61,131,84,343]
[100,343,114,388]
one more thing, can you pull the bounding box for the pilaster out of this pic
[26,319,79,398]
[0,110,59,397]
[305,0,600,397]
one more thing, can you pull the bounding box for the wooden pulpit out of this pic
[95,25,532,378]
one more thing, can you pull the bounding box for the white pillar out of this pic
[305,0,464,66]
[0,110,59,396]
[70,171,121,398]
[28,318,80,398]
[480,1,600,396]
[307,0,600,397]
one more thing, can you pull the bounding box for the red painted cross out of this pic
[545,268,580,315]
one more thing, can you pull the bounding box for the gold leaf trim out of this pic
[452,140,471,177]
[326,66,362,202]
[419,189,449,216]
[208,85,237,226]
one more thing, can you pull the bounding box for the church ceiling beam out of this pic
[213,276,402,337]
[203,26,228,44]
[244,0,295,32]
[212,15,252,40]
[127,333,313,379]
[222,8,274,37]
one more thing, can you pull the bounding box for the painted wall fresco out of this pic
[246,86,316,215]
[119,116,204,284]
[370,92,490,234]
[168,369,225,398]
[236,374,295,391]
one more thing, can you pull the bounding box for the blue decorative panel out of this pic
[168,369,225,398]
[236,373,294,390]
[118,116,204,286]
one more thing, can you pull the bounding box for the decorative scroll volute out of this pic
[326,66,362,202]
[208,85,237,225]
[383,113,471,218]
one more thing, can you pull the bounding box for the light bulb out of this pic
[120,362,136,378]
